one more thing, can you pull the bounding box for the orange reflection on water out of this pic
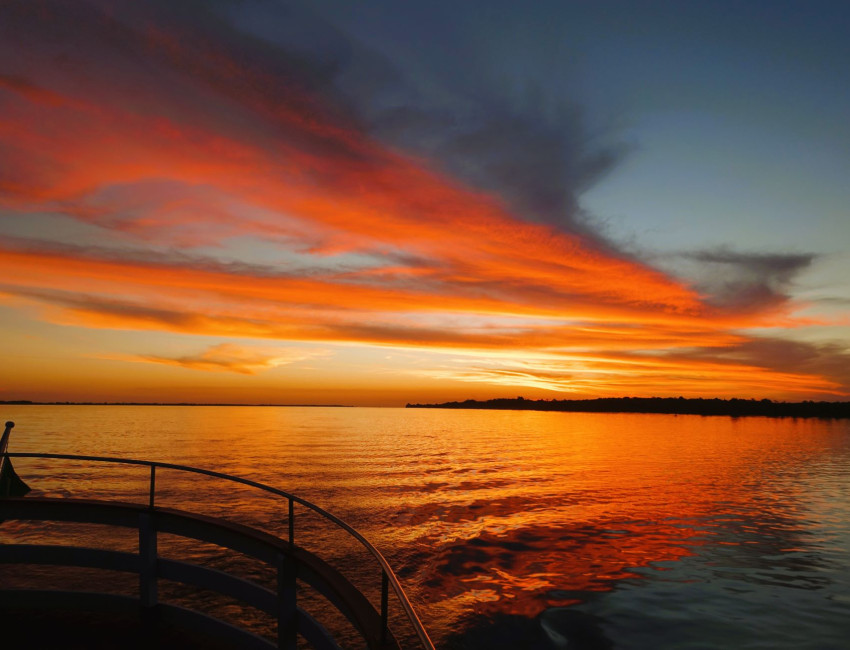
[368,409,846,633]
[3,405,848,647]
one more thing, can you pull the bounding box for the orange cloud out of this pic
[0,1,845,401]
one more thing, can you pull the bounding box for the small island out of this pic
[406,396,850,419]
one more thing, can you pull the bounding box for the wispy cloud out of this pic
[415,349,845,397]
[680,248,816,313]
[129,343,330,375]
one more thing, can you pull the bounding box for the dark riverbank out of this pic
[406,396,850,418]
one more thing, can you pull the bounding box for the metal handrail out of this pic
[4,450,434,650]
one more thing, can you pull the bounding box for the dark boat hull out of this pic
[1,421,31,499]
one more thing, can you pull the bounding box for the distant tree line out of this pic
[405,396,850,418]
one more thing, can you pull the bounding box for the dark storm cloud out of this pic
[367,101,629,239]
[220,0,630,239]
[688,249,815,281]
[2,0,631,245]
[679,248,816,312]
[735,338,850,378]
[684,337,850,393]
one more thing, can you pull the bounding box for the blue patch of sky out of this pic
[582,111,850,253]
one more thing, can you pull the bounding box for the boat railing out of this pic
[1,449,434,650]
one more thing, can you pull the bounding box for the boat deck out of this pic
[1,426,434,650]
[0,606,244,650]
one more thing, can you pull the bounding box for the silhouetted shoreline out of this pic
[406,397,850,418]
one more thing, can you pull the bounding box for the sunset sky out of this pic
[1,0,849,405]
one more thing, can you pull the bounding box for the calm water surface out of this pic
[1,406,848,649]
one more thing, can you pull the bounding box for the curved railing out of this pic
[1,450,435,650]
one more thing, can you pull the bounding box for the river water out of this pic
[1,405,848,649]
